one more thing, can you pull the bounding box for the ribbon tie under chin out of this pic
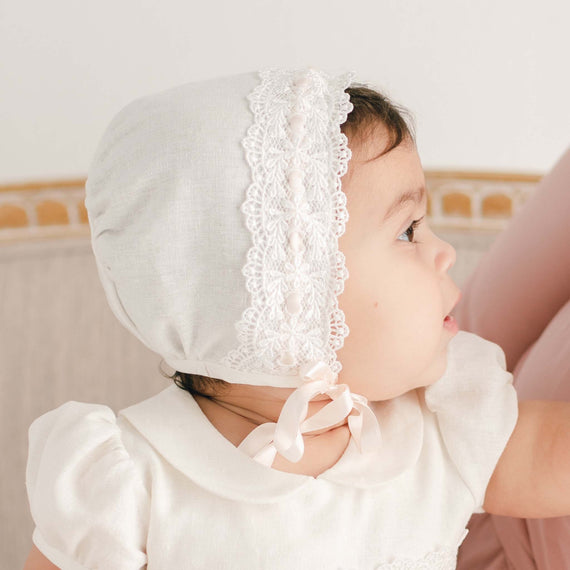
[237,360,383,467]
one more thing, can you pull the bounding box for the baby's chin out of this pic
[351,363,448,402]
[363,385,421,403]
[365,383,434,403]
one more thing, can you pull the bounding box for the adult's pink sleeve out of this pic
[452,146,570,373]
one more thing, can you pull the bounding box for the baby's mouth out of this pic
[443,314,459,333]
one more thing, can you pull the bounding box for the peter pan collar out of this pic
[119,383,424,503]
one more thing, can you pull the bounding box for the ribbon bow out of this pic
[238,360,383,467]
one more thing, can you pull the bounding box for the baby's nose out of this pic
[436,238,456,273]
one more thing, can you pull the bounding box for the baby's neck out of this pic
[192,390,353,477]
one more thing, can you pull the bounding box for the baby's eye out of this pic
[397,217,424,243]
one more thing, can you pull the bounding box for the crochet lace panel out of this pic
[372,548,457,569]
[220,68,353,377]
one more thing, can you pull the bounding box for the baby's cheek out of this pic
[337,287,378,333]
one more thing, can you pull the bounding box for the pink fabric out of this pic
[237,360,382,466]
[452,146,570,570]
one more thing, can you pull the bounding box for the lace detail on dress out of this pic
[220,68,354,376]
[372,548,457,569]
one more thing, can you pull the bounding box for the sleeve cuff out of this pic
[32,527,90,570]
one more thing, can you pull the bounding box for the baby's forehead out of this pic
[347,123,414,162]
[343,139,425,217]
[347,122,390,159]
[345,137,420,182]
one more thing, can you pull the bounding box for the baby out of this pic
[24,69,570,570]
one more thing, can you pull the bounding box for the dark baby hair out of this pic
[166,84,415,400]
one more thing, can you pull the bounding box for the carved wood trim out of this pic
[0,170,543,242]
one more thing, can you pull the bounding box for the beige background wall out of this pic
[1,0,569,185]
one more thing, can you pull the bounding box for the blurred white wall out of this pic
[1,0,568,184]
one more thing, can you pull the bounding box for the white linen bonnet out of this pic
[85,68,382,467]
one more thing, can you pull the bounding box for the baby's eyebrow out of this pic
[383,186,427,222]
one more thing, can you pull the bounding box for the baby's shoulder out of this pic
[422,330,519,512]
[26,400,150,568]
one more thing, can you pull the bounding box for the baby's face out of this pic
[336,128,461,401]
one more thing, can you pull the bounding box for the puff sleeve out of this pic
[424,331,519,514]
[25,401,150,569]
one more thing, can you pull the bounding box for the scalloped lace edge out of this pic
[220,68,354,380]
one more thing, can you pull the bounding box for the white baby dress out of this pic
[25,330,518,570]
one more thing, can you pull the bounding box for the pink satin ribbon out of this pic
[238,360,383,467]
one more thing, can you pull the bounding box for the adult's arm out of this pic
[23,544,59,570]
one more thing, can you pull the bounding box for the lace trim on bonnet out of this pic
[220,68,353,375]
